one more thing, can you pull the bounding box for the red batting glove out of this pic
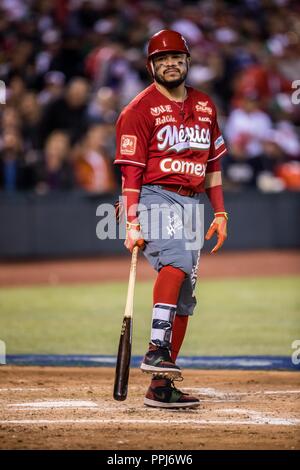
[205,212,228,254]
[125,222,145,253]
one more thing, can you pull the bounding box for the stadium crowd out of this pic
[0,0,300,194]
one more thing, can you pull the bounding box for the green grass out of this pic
[0,276,299,356]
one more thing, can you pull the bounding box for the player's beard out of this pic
[154,68,188,90]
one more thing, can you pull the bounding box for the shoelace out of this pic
[169,376,187,394]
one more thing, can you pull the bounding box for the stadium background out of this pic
[0,0,299,451]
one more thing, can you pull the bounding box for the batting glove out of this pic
[205,212,228,254]
[125,222,145,253]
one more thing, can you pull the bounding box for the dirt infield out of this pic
[0,250,299,286]
[0,366,299,450]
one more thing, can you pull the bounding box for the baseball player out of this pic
[114,30,228,409]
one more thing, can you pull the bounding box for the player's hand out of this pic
[125,222,145,252]
[205,212,228,254]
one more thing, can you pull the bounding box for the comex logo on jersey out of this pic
[160,158,206,177]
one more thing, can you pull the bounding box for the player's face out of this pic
[152,53,189,89]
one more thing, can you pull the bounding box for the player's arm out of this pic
[204,110,228,254]
[114,108,150,252]
[204,159,228,253]
[121,164,145,252]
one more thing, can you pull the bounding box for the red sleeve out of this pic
[114,109,151,168]
[121,165,144,223]
[208,112,227,163]
[121,164,144,190]
[205,159,225,213]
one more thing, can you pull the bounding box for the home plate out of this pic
[8,400,98,409]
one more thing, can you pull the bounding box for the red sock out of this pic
[153,265,185,305]
[171,315,189,362]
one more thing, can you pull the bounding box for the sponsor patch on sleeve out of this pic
[214,135,224,150]
[120,135,137,155]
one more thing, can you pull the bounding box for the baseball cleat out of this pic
[141,370,181,379]
[140,343,181,377]
[144,377,200,409]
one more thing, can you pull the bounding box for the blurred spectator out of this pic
[74,124,116,193]
[34,130,74,193]
[0,129,34,191]
[85,42,144,106]
[224,93,273,186]
[19,92,41,151]
[1,106,21,132]
[35,29,63,76]
[49,36,85,81]
[87,87,119,124]
[38,71,66,106]
[6,76,27,107]
[232,55,291,110]
[39,77,90,145]
[275,161,300,190]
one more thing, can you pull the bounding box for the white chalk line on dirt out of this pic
[5,400,202,412]
[1,417,300,426]
[4,387,300,410]
[217,408,300,425]
[0,388,47,392]
[4,402,299,426]
[185,388,300,397]
[8,400,98,409]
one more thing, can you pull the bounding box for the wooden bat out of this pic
[113,246,139,401]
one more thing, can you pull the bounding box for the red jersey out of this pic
[114,83,226,192]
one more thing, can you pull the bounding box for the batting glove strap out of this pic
[126,221,141,230]
[214,212,229,220]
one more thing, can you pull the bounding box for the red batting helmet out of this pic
[147,30,190,75]
[148,30,190,59]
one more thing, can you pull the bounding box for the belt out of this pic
[160,184,197,197]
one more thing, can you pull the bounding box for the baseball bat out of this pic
[113,246,139,401]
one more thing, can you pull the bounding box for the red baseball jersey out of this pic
[114,83,226,192]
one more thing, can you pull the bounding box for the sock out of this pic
[171,315,189,362]
[150,315,189,389]
[150,266,185,349]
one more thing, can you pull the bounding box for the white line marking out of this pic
[0,388,47,392]
[184,388,300,397]
[0,418,299,426]
[217,408,299,425]
[8,400,98,409]
[5,405,202,413]
[264,390,300,395]
[184,388,228,398]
